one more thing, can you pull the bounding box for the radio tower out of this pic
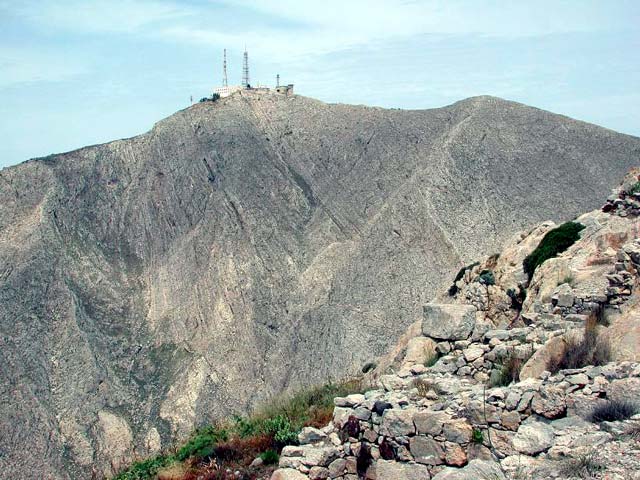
[222,49,228,87]
[242,47,250,88]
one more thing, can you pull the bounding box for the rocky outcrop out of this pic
[2,92,640,479]
[271,172,640,480]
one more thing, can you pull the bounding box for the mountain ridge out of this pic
[1,92,639,479]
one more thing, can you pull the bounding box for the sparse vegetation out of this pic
[558,452,605,478]
[424,351,439,368]
[560,274,576,286]
[523,222,585,281]
[472,428,484,444]
[590,399,638,423]
[114,377,365,479]
[547,312,612,373]
[627,181,640,195]
[490,348,532,387]
[113,455,176,480]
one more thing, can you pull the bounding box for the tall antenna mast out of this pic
[242,47,250,88]
[276,74,280,87]
[222,49,228,87]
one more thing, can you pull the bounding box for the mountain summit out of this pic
[1,92,638,479]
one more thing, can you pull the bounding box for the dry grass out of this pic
[547,312,611,373]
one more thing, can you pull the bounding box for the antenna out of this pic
[222,49,228,87]
[242,47,250,88]
[276,74,280,87]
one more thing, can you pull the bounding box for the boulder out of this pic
[422,304,477,340]
[431,459,506,480]
[414,411,448,435]
[271,469,308,480]
[380,408,416,436]
[606,377,640,404]
[298,427,327,445]
[520,336,566,380]
[531,385,566,419]
[375,460,431,480]
[410,436,444,465]
[513,422,554,455]
[404,337,438,365]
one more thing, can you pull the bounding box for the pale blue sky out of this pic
[1,0,639,168]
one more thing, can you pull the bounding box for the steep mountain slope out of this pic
[0,92,638,479]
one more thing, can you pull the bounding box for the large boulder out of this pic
[513,422,554,455]
[422,304,477,340]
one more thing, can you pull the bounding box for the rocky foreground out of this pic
[271,171,640,479]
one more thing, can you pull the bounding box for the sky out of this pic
[1,0,639,169]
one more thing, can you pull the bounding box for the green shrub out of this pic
[175,426,228,461]
[628,181,640,195]
[478,270,495,286]
[523,222,585,281]
[259,449,280,465]
[472,428,484,444]
[113,455,174,480]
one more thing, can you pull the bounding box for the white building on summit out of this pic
[213,48,293,98]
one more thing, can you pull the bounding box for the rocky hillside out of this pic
[1,91,639,479]
[272,170,640,479]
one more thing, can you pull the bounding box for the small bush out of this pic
[472,428,484,444]
[590,399,638,423]
[558,452,605,478]
[176,426,228,461]
[627,181,640,195]
[478,269,495,286]
[424,351,439,368]
[547,314,611,373]
[523,222,585,281]
[113,455,175,480]
[259,449,279,465]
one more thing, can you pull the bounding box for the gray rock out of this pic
[375,460,431,480]
[380,408,416,437]
[513,422,555,455]
[422,304,477,340]
[432,459,506,480]
[410,436,444,465]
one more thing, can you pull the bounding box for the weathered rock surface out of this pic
[2,92,640,479]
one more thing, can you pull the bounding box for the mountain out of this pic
[0,91,638,479]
